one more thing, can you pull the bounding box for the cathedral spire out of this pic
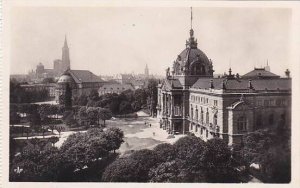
[64,34,68,48]
[62,35,70,71]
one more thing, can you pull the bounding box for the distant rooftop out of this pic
[242,68,280,79]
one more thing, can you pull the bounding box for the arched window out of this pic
[206,111,209,124]
[191,63,206,75]
[213,113,218,125]
[269,113,274,125]
[237,116,247,132]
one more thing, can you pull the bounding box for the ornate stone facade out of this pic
[157,19,291,146]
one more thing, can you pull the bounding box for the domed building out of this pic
[55,69,106,103]
[157,10,291,145]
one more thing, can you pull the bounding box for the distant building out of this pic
[33,36,72,80]
[98,83,134,95]
[20,83,56,98]
[157,11,291,146]
[56,69,106,102]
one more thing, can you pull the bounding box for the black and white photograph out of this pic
[2,0,300,187]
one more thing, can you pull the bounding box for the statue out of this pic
[166,67,170,77]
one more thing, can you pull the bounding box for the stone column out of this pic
[182,92,186,134]
[170,94,174,117]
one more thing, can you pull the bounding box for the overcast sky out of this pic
[10,6,292,76]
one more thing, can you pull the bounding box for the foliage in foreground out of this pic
[10,127,124,182]
[234,127,291,183]
[102,137,239,183]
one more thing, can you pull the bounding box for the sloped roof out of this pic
[191,78,291,91]
[162,79,183,90]
[242,68,280,79]
[68,70,104,83]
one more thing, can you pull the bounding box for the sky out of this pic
[10,6,292,76]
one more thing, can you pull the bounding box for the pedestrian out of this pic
[150,124,151,127]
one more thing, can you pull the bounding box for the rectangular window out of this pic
[206,98,209,104]
[270,99,275,106]
[214,100,218,106]
[257,100,262,106]
[276,99,281,106]
[264,100,269,106]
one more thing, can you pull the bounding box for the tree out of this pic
[78,106,88,126]
[98,108,112,126]
[10,111,21,125]
[73,94,88,106]
[102,157,139,182]
[55,125,65,137]
[153,143,176,163]
[172,136,207,182]
[102,149,159,182]
[119,101,133,114]
[146,78,158,117]
[86,107,99,126]
[64,83,72,110]
[28,112,41,132]
[103,127,124,153]
[204,138,238,183]
[49,136,59,147]
[148,160,180,182]
[239,128,291,183]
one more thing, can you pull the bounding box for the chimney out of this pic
[248,79,253,89]
[285,69,290,78]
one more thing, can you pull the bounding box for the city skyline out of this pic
[11,7,291,76]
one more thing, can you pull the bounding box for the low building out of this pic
[98,83,134,95]
[20,83,57,98]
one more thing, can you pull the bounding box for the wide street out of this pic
[107,111,184,154]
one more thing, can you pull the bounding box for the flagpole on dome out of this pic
[191,7,193,30]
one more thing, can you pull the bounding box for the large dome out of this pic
[172,29,213,77]
[177,48,210,68]
[57,73,73,84]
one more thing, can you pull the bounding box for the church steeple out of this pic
[62,35,70,71]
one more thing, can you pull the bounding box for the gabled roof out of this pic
[242,68,280,79]
[67,70,104,83]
